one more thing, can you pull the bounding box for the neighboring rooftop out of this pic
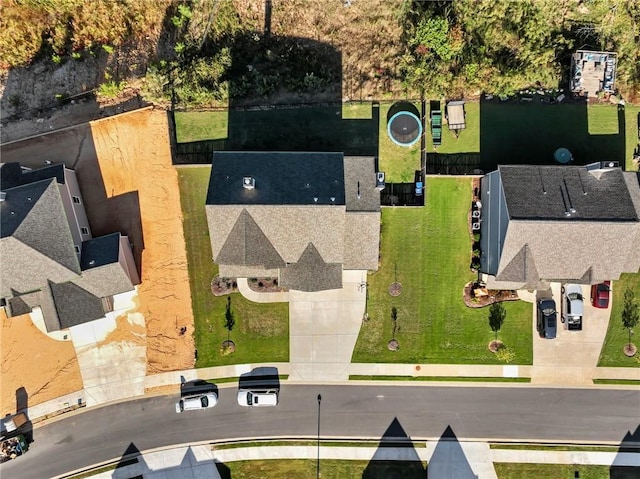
[571,50,617,98]
[499,164,638,221]
[207,151,346,206]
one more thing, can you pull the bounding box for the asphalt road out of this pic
[2,384,639,478]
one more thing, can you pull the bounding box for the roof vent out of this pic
[330,197,335,204]
[313,197,318,203]
[0,191,5,202]
[357,181,361,199]
[242,177,255,190]
[89,260,96,266]
[601,161,619,168]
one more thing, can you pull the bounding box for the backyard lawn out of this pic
[353,177,533,365]
[177,166,289,368]
[598,272,640,367]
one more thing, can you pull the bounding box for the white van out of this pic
[175,392,218,413]
[237,389,278,407]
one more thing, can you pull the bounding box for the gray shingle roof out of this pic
[50,281,106,329]
[216,209,285,268]
[1,179,80,297]
[280,243,343,292]
[343,156,380,212]
[499,165,638,221]
[207,152,346,206]
[80,232,121,270]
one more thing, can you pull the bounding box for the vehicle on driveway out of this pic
[537,298,557,339]
[175,393,218,413]
[590,281,611,309]
[562,284,584,331]
[237,389,279,407]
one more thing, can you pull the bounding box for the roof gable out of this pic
[216,209,285,268]
[50,281,106,329]
[496,244,539,284]
[280,243,343,292]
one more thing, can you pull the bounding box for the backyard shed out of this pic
[446,101,466,134]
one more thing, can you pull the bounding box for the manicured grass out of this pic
[174,111,228,143]
[479,101,626,170]
[353,177,533,365]
[428,101,480,154]
[227,460,426,479]
[624,104,640,171]
[490,444,620,452]
[349,375,530,382]
[177,166,289,368]
[378,102,421,182]
[598,273,640,368]
[494,463,610,479]
[593,379,640,385]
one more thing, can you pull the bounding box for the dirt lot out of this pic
[1,107,195,409]
[0,310,83,415]
[81,108,195,373]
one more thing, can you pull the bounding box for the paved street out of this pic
[2,384,638,478]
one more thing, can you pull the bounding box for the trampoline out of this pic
[554,147,573,164]
[387,111,422,147]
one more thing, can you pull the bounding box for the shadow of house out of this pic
[426,426,477,479]
[479,97,625,172]
[361,417,426,479]
[172,31,379,164]
[107,442,230,479]
[610,425,640,479]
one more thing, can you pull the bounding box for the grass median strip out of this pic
[349,375,530,382]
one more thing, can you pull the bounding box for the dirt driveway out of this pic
[1,108,195,410]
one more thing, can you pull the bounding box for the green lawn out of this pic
[377,102,421,182]
[353,177,533,365]
[428,101,480,154]
[177,166,289,368]
[226,459,426,479]
[225,460,613,479]
[174,111,228,143]
[624,104,640,171]
[598,273,640,367]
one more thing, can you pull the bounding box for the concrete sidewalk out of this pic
[65,442,640,479]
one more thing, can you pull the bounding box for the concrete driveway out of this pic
[531,283,612,385]
[288,270,367,381]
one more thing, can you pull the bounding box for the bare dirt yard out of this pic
[82,108,195,374]
[0,309,83,415]
[1,107,195,409]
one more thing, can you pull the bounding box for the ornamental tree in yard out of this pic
[622,287,639,353]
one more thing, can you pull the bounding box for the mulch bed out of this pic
[463,282,520,308]
[388,282,403,297]
[212,275,238,296]
[623,343,637,357]
[247,278,288,293]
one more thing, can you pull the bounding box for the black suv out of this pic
[537,298,557,339]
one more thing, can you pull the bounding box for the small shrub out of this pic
[97,80,126,99]
[52,54,62,64]
[71,51,82,60]
[495,345,515,363]
[102,44,114,54]
[473,233,481,242]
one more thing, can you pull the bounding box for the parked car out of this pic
[537,298,557,339]
[237,389,279,407]
[591,281,611,309]
[562,284,584,331]
[175,392,218,413]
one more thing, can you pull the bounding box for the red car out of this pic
[591,281,611,309]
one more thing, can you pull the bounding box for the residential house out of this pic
[479,163,640,290]
[205,152,381,292]
[0,162,140,332]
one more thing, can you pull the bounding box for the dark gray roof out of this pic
[207,152,346,206]
[49,281,106,329]
[280,243,343,292]
[216,209,285,268]
[81,233,121,270]
[8,287,62,332]
[0,179,80,300]
[499,165,638,221]
[1,162,64,190]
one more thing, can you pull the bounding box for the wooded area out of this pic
[1,0,639,111]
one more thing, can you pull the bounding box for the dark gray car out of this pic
[537,298,557,339]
